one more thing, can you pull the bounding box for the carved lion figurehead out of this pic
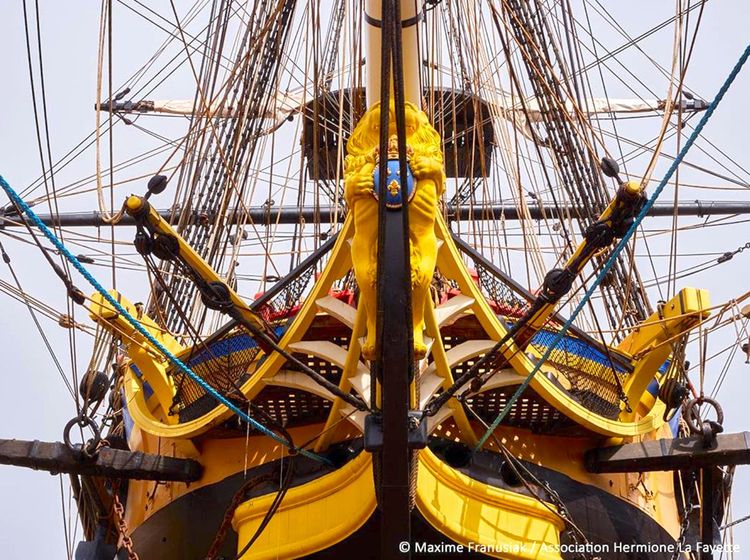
[346,101,443,161]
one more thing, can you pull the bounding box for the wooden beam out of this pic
[0,439,203,482]
[585,432,750,473]
[5,201,750,228]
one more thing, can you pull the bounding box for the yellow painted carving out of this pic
[89,290,181,423]
[344,100,445,360]
[618,287,710,422]
[416,448,564,559]
[232,451,376,559]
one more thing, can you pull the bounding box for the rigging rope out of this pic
[0,174,330,466]
[0,239,76,400]
[474,41,750,451]
[498,0,652,331]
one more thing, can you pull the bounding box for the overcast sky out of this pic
[1,1,750,559]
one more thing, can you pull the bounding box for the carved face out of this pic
[364,102,419,138]
[387,102,418,137]
[347,101,434,158]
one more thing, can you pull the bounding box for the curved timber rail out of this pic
[232,451,376,559]
[117,216,356,441]
[433,214,683,438]
[415,448,564,560]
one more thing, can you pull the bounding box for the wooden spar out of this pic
[584,432,750,473]
[0,439,203,482]
[4,201,750,228]
[585,432,750,557]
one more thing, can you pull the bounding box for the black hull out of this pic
[122,442,676,560]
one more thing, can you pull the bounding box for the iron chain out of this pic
[205,473,274,560]
[671,504,696,560]
[112,488,139,560]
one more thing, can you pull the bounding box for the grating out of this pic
[170,326,260,423]
[251,386,333,429]
[528,329,627,419]
[464,387,569,432]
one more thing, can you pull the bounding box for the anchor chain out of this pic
[112,483,140,560]
[204,472,275,560]
[671,503,698,560]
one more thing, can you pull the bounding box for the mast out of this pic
[364,0,421,107]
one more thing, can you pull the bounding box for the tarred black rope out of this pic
[232,455,296,560]
[373,0,394,383]
[499,0,651,330]
[390,0,416,364]
[158,0,299,333]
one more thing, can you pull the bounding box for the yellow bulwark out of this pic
[230,449,563,560]
[416,449,564,560]
[232,452,376,559]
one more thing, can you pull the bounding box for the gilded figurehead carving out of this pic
[344,100,445,361]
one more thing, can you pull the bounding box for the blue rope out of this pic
[474,43,750,451]
[0,175,331,465]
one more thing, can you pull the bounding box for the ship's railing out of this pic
[452,232,632,421]
[166,234,339,423]
[527,330,629,419]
